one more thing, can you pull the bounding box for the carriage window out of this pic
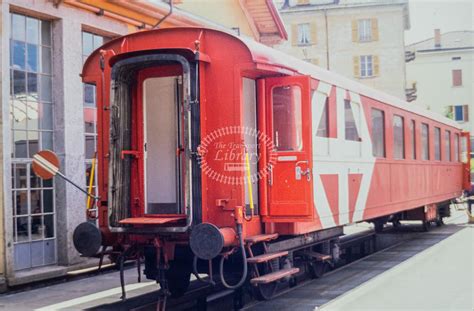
[272,85,302,151]
[410,120,416,159]
[421,123,430,160]
[445,130,451,161]
[316,97,329,137]
[393,115,405,159]
[371,108,385,157]
[345,100,360,141]
[434,127,441,160]
[454,133,459,161]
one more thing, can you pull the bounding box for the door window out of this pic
[272,85,303,151]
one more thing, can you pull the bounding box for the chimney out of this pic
[434,29,441,48]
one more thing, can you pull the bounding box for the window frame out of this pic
[316,97,329,138]
[452,69,463,87]
[393,114,405,159]
[344,99,360,141]
[360,55,373,77]
[357,19,372,42]
[444,130,451,161]
[410,120,416,159]
[421,123,430,160]
[297,23,311,46]
[271,84,303,152]
[434,127,441,161]
[371,108,385,158]
[454,133,459,162]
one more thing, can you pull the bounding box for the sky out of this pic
[405,0,474,44]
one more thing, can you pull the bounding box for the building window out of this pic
[454,133,459,161]
[452,105,469,122]
[361,55,372,77]
[345,100,360,141]
[272,85,303,151]
[352,18,378,42]
[434,127,441,160]
[297,23,310,45]
[445,130,451,161]
[393,115,405,159]
[410,120,416,159]
[371,108,385,157]
[358,19,372,42]
[452,57,461,61]
[421,123,430,160]
[10,13,56,270]
[354,55,379,78]
[452,69,462,86]
[82,31,104,63]
[316,97,329,137]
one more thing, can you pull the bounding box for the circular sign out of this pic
[32,150,60,180]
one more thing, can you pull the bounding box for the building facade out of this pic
[406,30,473,135]
[406,30,474,180]
[274,0,410,99]
[0,0,286,290]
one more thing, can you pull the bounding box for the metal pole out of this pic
[56,171,100,200]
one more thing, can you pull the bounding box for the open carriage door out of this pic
[264,76,314,221]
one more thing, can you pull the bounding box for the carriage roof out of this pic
[84,27,461,130]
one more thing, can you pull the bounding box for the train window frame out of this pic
[421,123,430,160]
[454,133,459,162]
[344,99,360,141]
[316,97,329,138]
[410,120,416,160]
[434,127,441,161]
[271,84,303,152]
[371,108,385,158]
[445,130,451,161]
[393,115,405,159]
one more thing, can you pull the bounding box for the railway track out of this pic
[89,222,449,311]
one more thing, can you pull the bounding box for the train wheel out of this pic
[253,282,277,300]
[166,261,191,298]
[309,262,328,279]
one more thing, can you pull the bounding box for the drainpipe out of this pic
[324,9,330,70]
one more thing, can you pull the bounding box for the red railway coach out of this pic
[71,27,470,301]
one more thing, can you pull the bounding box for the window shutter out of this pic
[464,105,469,121]
[353,56,360,77]
[352,20,358,42]
[371,18,379,41]
[373,55,380,76]
[310,22,317,44]
[448,105,454,119]
[291,24,298,46]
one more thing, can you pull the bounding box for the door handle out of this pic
[295,161,311,182]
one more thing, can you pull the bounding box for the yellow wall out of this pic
[177,0,254,38]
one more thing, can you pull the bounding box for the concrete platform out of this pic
[245,212,473,311]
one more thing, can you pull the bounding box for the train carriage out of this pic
[71,27,471,300]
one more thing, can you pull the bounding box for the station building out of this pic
[273,0,410,99]
[0,0,286,290]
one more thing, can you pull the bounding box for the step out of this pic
[250,267,300,285]
[245,233,279,244]
[307,251,332,262]
[247,251,288,264]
